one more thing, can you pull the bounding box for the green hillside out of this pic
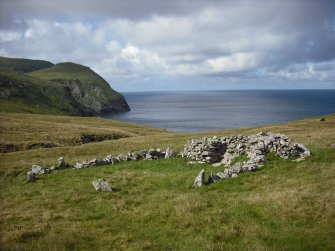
[0,112,334,250]
[0,56,130,116]
[0,56,53,73]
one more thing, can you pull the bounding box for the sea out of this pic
[105,90,335,132]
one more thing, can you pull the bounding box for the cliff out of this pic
[0,56,130,116]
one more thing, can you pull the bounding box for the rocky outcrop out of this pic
[67,79,130,115]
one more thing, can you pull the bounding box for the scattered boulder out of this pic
[92,178,113,192]
[192,169,205,188]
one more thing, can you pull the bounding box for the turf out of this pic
[0,113,334,250]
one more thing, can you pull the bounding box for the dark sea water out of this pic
[105,90,335,132]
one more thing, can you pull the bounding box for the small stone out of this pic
[74,162,84,169]
[216,172,230,179]
[31,164,42,175]
[319,117,326,121]
[208,172,221,184]
[117,154,127,162]
[231,173,238,178]
[212,162,222,167]
[25,171,36,183]
[231,162,243,173]
[58,157,68,169]
[92,178,113,192]
[330,143,335,149]
[165,147,176,159]
[301,150,311,158]
[192,169,205,188]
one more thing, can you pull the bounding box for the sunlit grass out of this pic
[0,113,335,250]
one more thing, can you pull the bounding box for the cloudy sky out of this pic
[0,0,335,91]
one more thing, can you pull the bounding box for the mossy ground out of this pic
[1,113,335,250]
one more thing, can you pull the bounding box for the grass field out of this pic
[1,113,335,250]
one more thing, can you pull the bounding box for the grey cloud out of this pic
[0,0,335,90]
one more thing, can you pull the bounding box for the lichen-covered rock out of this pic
[92,178,113,192]
[192,169,205,188]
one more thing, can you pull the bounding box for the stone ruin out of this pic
[25,132,311,190]
[25,147,177,183]
[186,132,311,188]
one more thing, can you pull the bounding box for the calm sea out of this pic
[105,90,335,132]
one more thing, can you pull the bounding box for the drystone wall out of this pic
[25,132,310,191]
[25,147,177,183]
[186,132,311,188]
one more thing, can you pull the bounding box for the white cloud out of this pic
[0,30,21,42]
[268,61,335,81]
[0,0,334,90]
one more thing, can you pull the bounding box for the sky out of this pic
[0,0,335,91]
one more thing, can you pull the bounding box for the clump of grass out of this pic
[231,154,250,165]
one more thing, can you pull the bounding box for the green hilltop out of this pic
[0,56,53,73]
[0,56,130,116]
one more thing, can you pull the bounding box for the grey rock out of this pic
[216,172,230,179]
[165,147,176,159]
[117,154,127,162]
[231,173,238,178]
[75,162,84,169]
[25,171,36,183]
[231,163,243,173]
[208,172,221,184]
[319,117,326,121]
[31,164,43,175]
[58,157,68,169]
[192,169,205,188]
[92,178,113,192]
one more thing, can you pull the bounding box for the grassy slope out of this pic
[0,113,334,250]
[0,56,53,73]
[0,57,129,115]
[0,70,83,116]
[29,62,123,100]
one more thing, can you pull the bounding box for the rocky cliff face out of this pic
[0,57,130,116]
[67,79,130,115]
